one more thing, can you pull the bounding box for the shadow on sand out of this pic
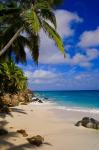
[0,107,27,118]
[0,118,35,150]
[0,109,52,150]
[11,107,27,115]
[8,142,52,150]
[0,120,17,149]
[0,108,30,150]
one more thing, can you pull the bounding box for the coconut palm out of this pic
[0,0,65,64]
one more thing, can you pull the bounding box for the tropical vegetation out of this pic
[0,0,64,105]
[0,0,64,64]
[0,60,27,94]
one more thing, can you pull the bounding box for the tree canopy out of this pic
[0,0,65,64]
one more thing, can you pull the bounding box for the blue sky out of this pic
[19,0,99,90]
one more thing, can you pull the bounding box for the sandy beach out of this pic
[1,0,99,149]
[0,102,99,150]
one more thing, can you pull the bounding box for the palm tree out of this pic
[0,0,65,64]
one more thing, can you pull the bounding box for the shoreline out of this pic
[31,101,99,123]
[1,102,99,150]
[31,97,99,116]
[34,91,99,114]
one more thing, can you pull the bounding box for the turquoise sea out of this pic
[34,91,99,113]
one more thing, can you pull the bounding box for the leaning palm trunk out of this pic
[0,27,23,56]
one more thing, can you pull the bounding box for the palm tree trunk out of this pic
[0,27,23,56]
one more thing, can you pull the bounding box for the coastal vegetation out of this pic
[0,0,64,64]
[0,60,27,94]
[0,0,64,109]
[0,0,64,108]
[0,0,64,148]
[0,60,33,112]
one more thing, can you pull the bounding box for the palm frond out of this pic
[40,9,57,29]
[29,34,40,64]
[34,0,51,10]
[23,8,41,33]
[13,37,27,63]
[0,8,21,16]
[34,0,57,28]
[42,21,64,54]
[47,0,63,7]
[1,0,65,64]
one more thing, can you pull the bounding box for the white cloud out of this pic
[68,53,88,64]
[38,29,66,64]
[18,8,99,90]
[32,70,57,78]
[26,39,99,68]
[26,9,83,65]
[78,27,99,47]
[64,48,99,67]
[39,42,99,67]
[24,69,59,89]
[24,67,99,90]
[86,48,99,60]
[25,69,57,79]
[38,9,83,64]
[75,73,91,80]
[25,10,98,69]
[55,10,83,38]
[65,53,91,67]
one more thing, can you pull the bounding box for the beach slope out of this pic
[0,103,99,150]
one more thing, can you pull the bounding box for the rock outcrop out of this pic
[75,117,99,129]
[32,97,43,103]
[0,89,34,107]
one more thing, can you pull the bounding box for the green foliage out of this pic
[48,0,64,7]
[23,8,41,33]
[0,60,27,94]
[0,0,65,64]
[42,21,64,53]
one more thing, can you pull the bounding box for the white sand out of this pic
[0,102,99,150]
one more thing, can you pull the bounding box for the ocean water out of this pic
[34,91,99,113]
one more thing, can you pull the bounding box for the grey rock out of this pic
[75,117,99,129]
[75,121,82,127]
[38,100,43,103]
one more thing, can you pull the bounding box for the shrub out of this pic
[0,60,27,94]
